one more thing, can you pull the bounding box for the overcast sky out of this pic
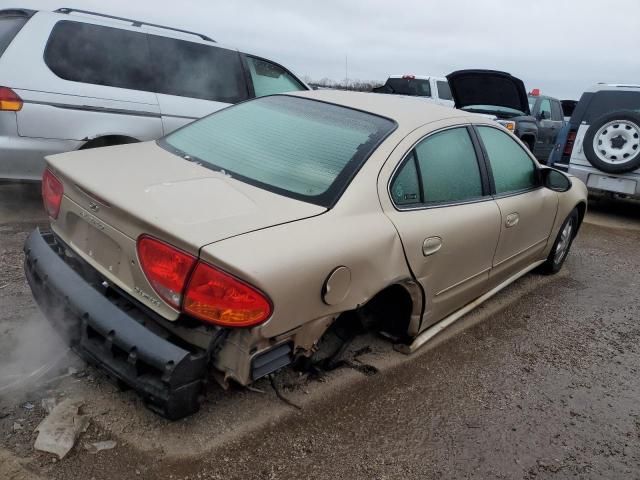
[6,0,640,99]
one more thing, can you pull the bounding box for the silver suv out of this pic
[0,7,308,181]
[564,84,640,198]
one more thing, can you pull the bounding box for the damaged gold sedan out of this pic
[25,90,587,418]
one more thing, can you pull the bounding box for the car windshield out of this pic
[461,104,525,118]
[582,90,640,122]
[161,95,396,207]
[527,96,537,113]
[385,78,431,97]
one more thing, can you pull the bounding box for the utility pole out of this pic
[345,55,348,87]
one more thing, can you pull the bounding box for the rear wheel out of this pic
[539,208,579,274]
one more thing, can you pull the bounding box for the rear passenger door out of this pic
[148,36,250,133]
[243,56,307,97]
[475,125,557,285]
[383,124,501,328]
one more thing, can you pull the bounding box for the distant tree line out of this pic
[304,76,384,92]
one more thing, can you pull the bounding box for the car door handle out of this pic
[505,213,520,228]
[422,236,442,256]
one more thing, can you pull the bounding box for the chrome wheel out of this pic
[554,217,574,264]
[593,120,640,165]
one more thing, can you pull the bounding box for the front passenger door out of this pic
[476,126,558,285]
[384,126,502,329]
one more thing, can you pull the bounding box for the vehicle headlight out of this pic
[497,120,516,132]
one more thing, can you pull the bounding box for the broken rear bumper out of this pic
[23,228,208,420]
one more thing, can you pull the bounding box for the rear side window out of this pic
[148,36,248,103]
[0,15,28,57]
[44,21,153,91]
[477,126,537,194]
[436,81,453,101]
[391,128,484,206]
[551,100,563,121]
[246,56,305,97]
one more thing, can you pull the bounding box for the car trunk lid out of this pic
[446,69,530,115]
[45,142,325,318]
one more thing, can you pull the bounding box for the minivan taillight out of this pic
[0,87,23,111]
[42,169,63,219]
[184,262,272,328]
[136,236,272,327]
[137,236,197,309]
[563,130,577,157]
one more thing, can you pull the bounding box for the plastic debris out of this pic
[85,440,117,454]
[13,422,23,431]
[34,399,90,459]
[23,402,35,410]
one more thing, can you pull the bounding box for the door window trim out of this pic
[472,124,543,199]
[387,124,493,211]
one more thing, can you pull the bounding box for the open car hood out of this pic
[446,70,530,115]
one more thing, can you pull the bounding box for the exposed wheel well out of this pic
[358,284,415,340]
[80,135,140,150]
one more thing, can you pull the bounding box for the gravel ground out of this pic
[1,184,639,480]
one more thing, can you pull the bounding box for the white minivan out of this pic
[0,7,309,181]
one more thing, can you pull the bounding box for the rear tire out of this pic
[538,208,579,274]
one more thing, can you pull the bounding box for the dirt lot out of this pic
[1,184,640,480]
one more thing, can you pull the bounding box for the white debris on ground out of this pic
[34,399,90,459]
[84,440,117,454]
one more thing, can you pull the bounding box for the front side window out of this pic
[148,36,247,103]
[246,56,305,97]
[162,96,396,207]
[44,21,153,91]
[391,128,484,206]
[477,126,537,194]
[539,98,552,119]
[436,81,453,100]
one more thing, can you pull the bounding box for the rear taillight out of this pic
[42,169,63,219]
[0,87,23,111]
[136,237,272,327]
[137,236,197,309]
[563,130,577,157]
[184,262,272,328]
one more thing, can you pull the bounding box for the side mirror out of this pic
[538,110,549,121]
[541,167,571,192]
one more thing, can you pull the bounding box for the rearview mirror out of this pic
[541,167,571,192]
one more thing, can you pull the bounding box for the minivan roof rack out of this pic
[54,8,215,42]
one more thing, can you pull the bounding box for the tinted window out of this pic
[539,98,552,119]
[477,126,537,194]
[246,56,305,97]
[436,81,452,100]
[415,128,483,203]
[149,36,247,103]
[0,15,27,57]
[582,91,640,122]
[162,96,395,207]
[551,100,563,121]
[391,155,421,205]
[45,21,153,90]
[385,78,431,97]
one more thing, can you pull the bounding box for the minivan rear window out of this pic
[0,16,28,57]
[161,96,396,207]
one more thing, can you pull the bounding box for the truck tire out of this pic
[583,111,640,174]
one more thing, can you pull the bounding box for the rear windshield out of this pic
[385,78,431,97]
[580,90,640,123]
[0,16,28,57]
[161,96,396,207]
